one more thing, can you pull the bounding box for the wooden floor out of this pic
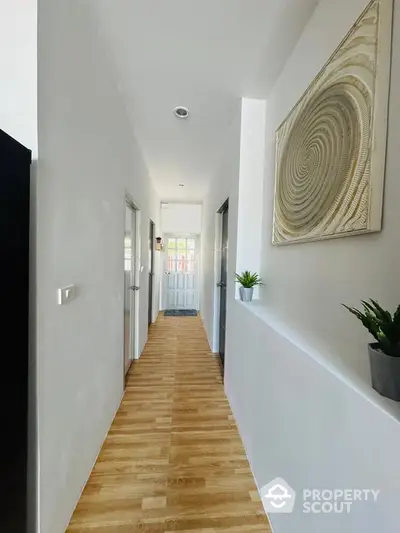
[67,314,271,532]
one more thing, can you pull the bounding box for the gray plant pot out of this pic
[368,343,400,401]
[240,287,254,302]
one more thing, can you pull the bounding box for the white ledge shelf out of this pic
[237,299,400,425]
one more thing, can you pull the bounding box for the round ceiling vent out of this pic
[174,106,189,119]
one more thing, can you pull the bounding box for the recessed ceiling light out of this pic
[174,106,189,119]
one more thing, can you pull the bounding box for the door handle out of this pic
[129,285,140,291]
[217,281,226,288]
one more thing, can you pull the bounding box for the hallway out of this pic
[67,315,271,532]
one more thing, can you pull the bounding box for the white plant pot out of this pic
[240,287,254,302]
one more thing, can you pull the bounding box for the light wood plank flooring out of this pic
[67,314,271,532]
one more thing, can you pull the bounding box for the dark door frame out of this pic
[217,199,229,369]
[148,219,155,326]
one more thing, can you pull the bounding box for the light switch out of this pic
[57,285,76,305]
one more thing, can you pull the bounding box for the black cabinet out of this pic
[0,129,31,532]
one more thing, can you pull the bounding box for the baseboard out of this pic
[224,389,274,531]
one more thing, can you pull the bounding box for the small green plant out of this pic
[343,299,400,357]
[235,271,263,289]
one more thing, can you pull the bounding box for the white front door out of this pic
[164,235,199,310]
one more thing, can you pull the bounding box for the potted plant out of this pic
[235,271,263,302]
[343,299,400,401]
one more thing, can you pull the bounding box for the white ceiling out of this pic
[93,0,319,201]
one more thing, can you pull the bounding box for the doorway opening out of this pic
[124,200,139,377]
[163,234,200,311]
[148,219,155,327]
[217,199,229,368]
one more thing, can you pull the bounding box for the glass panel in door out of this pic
[124,204,136,375]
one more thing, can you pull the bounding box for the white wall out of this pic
[201,111,241,347]
[226,302,400,533]
[201,1,400,532]
[37,1,160,532]
[236,98,266,285]
[0,0,37,156]
[260,0,400,383]
[161,202,202,234]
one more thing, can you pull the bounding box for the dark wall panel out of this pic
[0,129,31,533]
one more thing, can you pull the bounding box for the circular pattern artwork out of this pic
[276,80,370,238]
[273,0,390,244]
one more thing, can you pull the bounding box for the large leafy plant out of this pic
[343,299,400,357]
[235,271,263,289]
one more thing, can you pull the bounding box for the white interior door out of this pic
[124,203,137,375]
[164,235,199,310]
